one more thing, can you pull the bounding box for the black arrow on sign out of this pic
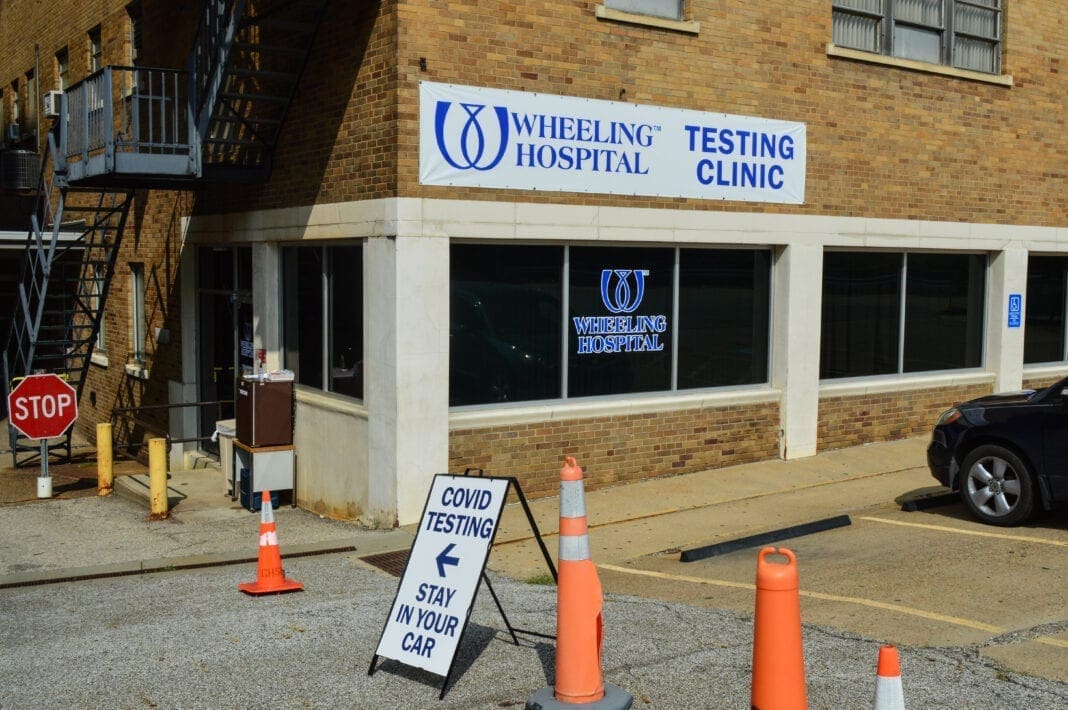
[436,543,460,577]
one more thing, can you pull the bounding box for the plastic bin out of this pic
[215,419,236,496]
[239,468,279,512]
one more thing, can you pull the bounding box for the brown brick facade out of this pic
[817,382,994,452]
[1023,374,1066,391]
[449,401,780,500]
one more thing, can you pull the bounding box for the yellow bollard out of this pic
[148,437,169,520]
[97,422,113,496]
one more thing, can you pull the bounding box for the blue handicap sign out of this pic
[1008,294,1022,328]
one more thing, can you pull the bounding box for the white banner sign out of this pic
[420,81,806,204]
[375,475,510,676]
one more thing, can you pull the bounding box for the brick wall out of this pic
[390,0,1068,225]
[449,401,780,500]
[817,382,994,452]
[1023,374,1065,391]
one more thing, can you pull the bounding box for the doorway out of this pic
[196,246,252,453]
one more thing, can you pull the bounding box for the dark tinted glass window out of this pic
[678,249,770,388]
[329,247,363,398]
[450,245,562,405]
[568,247,673,397]
[904,253,985,372]
[198,247,233,290]
[282,247,323,388]
[236,247,252,291]
[1025,256,1068,363]
[821,252,901,378]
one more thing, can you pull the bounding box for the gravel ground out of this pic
[1,553,1065,709]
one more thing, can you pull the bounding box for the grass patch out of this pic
[525,571,555,586]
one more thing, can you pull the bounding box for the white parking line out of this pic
[597,563,1068,649]
[858,516,1068,547]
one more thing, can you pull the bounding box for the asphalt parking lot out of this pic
[599,501,1068,683]
[485,438,1068,685]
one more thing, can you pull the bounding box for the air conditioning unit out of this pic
[5,122,19,143]
[43,90,63,118]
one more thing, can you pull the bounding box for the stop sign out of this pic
[7,374,79,440]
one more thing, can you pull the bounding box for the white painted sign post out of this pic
[372,475,511,683]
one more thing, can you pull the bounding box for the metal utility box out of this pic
[235,378,293,447]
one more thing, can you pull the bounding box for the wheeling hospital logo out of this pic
[434,102,510,171]
[432,96,653,176]
[572,269,667,355]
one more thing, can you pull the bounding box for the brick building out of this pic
[1,1,1065,525]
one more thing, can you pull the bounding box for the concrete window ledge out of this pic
[826,44,1013,87]
[450,385,780,430]
[294,385,368,418]
[595,5,700,34]
[819,370,995,398]
[124,362,149,380]
[91,352,109,367]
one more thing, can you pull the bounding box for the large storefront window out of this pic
[282,244,363,399]
[449,244,771,406]
[450,245,563,405]
[678,249,771,388]
[821,251,985,379]
[1024,256,1068,364]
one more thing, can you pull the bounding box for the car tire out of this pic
[959,445,1036,527]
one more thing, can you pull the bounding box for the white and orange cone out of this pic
[526,456,632,710]
[873,644,905,710]
[238,491,304,595]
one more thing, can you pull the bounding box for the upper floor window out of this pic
[55,48,70,90]
[130,263,147,363]
[605,0,683,21]
[88,26,103,73]
[832,1,1001,74]
[127,3,144,66]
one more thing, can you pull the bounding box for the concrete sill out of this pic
[90,352,109,368]
[595,5,700,34]
[827,44,1013,87]
[124,362,150,380]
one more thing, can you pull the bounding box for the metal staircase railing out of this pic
[198,0,327,179]
[3,0,327,465]
[3,127,134,465]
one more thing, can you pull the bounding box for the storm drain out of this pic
[360,549,410,577]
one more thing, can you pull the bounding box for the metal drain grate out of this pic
[360,549,410,577]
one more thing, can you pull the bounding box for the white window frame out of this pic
[130,263,146,364]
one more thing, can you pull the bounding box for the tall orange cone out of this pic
[872,644,905,710]
[238,490,304,595]
[751,547,807,710]
[526,457,632,710]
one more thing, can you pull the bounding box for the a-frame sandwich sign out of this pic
[369,470,555,699]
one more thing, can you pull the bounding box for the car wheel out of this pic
[959,445,1036,527]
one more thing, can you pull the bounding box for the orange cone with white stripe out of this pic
[526,457,632,710]
[873,644,905,710]
[751,547,807,710]
[238,490,304,595]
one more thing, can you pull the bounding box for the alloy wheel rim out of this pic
[966,456,1022,517]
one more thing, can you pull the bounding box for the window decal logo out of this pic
[600,269,647,314]
[434,101,510,171]
[573,268,666,355]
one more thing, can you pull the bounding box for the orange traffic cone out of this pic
[872,644,905,710]
[238,490,304,595]
[751,547,807,710]
[526,457,632,710]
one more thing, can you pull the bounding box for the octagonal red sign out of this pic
[7,374,78,440]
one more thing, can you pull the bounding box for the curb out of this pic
[0,539,365,590]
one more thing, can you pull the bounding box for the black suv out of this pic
[927,376,1068,526]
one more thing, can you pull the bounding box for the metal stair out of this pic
[2,137,133,464]
[197,0,327,181]
[3,0,326,466]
